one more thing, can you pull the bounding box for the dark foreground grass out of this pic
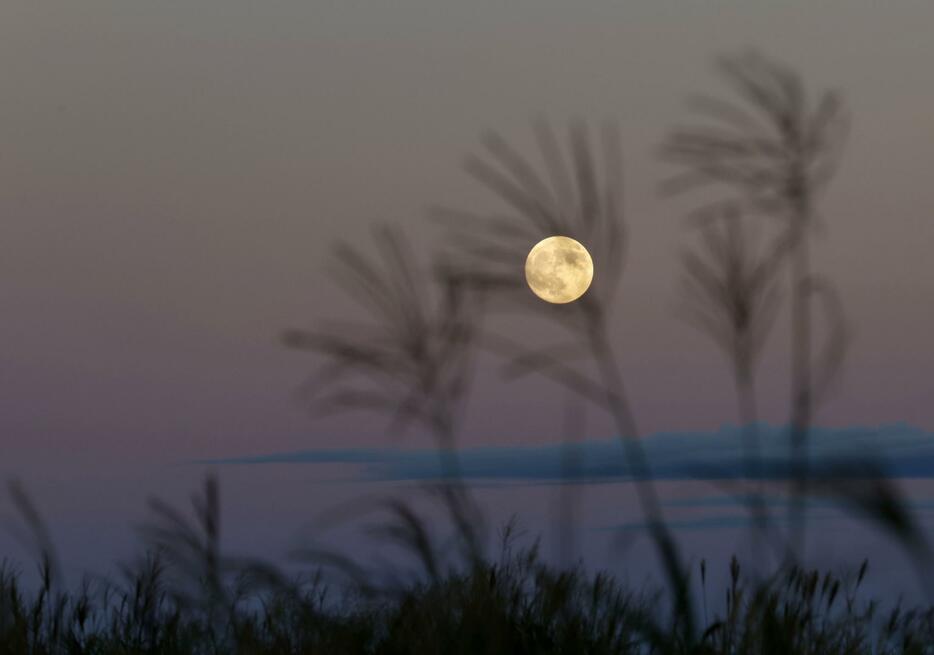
[2,545,933,655]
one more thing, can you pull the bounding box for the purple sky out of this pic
[2,0,933,473]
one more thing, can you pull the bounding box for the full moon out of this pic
[524,236,594,304]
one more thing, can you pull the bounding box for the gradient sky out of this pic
[2,0,934,473]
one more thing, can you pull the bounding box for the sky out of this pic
[1,1,934,508]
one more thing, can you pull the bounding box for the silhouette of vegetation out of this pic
[3,48,931,654]
[660,51,931,594]
[3,479,934,654]
[675,206,787,564]
[281,224,480,479]
[434,120,695,642]
[282,224,488,566]
[661,50,851,560]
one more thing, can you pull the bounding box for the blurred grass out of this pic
[3,477,934,655]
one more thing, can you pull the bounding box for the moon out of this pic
[525,236,594,304]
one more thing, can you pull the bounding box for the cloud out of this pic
[601,512,841,533]
[203,422,934,483]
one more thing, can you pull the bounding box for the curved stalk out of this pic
[586,317,695,641]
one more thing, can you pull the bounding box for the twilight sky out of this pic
[2,0,933,471]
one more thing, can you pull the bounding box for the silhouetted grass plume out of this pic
[662,50,851,561]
